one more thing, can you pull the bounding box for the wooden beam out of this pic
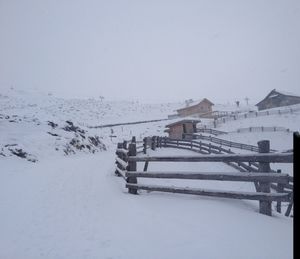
[127,143,137,194]
[143,161,149,172]
[116,148,129,155]
[115,157,128,169]
[258,140,272,216]
[115,167,127,180]
[125,171,290,183]
[127,153,293,163]
[125,184,291,202]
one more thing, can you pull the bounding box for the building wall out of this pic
[178,102,212,117]
[168,123,196,139]
[169,124,184,139]
[258,95,300,111]
[185,123,195,133]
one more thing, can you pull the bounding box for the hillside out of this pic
[0,89,296,259]
[0,89,179,161]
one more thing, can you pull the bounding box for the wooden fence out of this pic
[198,126,290,135]
[236,126,291,133]
[115,136,293,217]
[203,105,300,128]
[184,133,268,153]
[196,128,228,135]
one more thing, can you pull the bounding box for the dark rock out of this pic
[4,144,17,147]
[7,147,37,162]
[48,121,58,129]
[63,121,85,134]
[47,132,60,137]
[9,148,27,158]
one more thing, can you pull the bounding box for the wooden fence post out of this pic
[258,140,272,216]
[163,137,167,147]
[151,136,156,150]
[127,143,137,194]
[123,140,127,150]
[276,170,283,213]
[156,136,159,148]
[213,120,217,128]
[143,137,147,154]
[115,142,123,176]
[131,136,136,143]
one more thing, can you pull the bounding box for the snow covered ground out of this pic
[0,152,293,259]
[0,89,295,259]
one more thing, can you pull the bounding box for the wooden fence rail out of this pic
[186,133,277,153]
[196,128,228,135]
[236,126,290,133]
[127,153,293,163]
[125,171,290,183]
[125,184,291,203]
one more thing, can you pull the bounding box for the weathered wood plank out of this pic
[125,184,291,202]
[127,143,137,194]
[127,153,293,163]
[125,171,290,183]
[258,140,272,216]
[164,144,209,154]
[115,157,128,169]
[115,167,127,180]
[143,161,149,172]
[116,148,129,155]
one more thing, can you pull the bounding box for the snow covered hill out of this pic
[0,88,179,161]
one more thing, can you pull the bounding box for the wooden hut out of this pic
[177,98,214,118]
[256,89,300,111]
[164,119,201,139]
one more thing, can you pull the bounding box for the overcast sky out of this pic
[0,0,299,103]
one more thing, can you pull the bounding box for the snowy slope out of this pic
[0,151,293,259]
[0,89,179,161]
[0,89,294,259]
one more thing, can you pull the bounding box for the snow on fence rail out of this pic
[115,136,294,217]
[196,128,228,135]
[197,126,290,134]
[235,126,291,133]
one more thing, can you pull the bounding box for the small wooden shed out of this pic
[164,119,201,139]
[256,89,300,111]
[177,98,214,117]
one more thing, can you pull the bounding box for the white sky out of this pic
[0,0,300,103]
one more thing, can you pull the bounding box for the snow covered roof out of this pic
[177,98,214,111]
[256,89,300,106]
[275,89,300,97]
